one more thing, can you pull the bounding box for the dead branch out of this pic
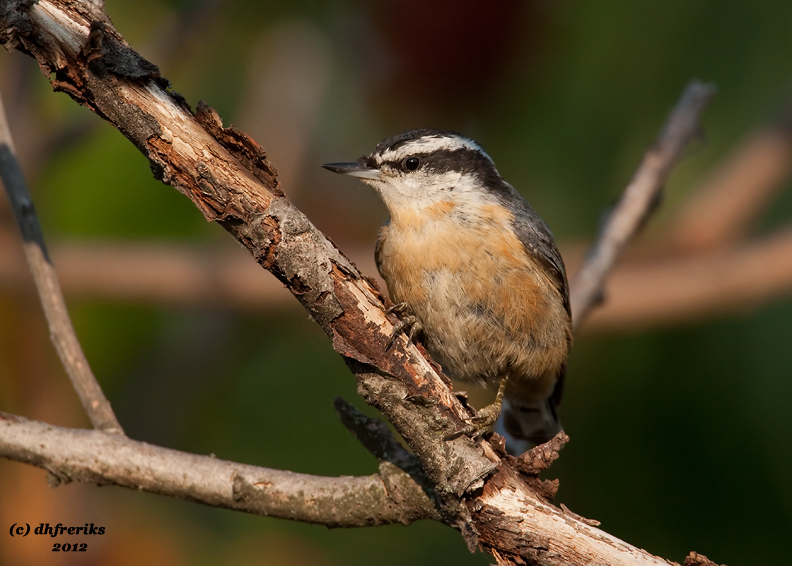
[1,1,497,536]
[0,411,438,527]
[1,0,497,547]
[569,81,716,330]
[0,1,723,564]
[0,91,122,434]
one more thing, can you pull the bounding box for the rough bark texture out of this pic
[2,0,497,543]
[0,2,725,565]
[0,412,438,527]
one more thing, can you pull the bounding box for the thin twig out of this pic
[584,225,792,330]
[0,411,438,526]
[0,92,123,435]
[570,80,716,331]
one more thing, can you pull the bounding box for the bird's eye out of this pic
[404,157,420,171]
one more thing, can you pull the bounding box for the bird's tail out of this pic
[497,394,562,455]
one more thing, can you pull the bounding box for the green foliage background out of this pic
[2,1,792,564]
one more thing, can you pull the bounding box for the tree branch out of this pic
[0,411,438,527]
[569,81,716,330]
[2,0,497,543]
[583,226,792,329]
[0,90,123,434]
[0,1,724,564]
[3,231,792,333]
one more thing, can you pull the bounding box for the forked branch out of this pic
[570,82,716,330]
[0,1,722,564]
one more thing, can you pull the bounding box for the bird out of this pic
[322,129,571,449]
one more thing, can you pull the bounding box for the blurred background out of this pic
[2,0,792,564]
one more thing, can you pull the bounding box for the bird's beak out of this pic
[321,162,381,181]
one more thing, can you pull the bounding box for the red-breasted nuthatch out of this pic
[323,129,571,448]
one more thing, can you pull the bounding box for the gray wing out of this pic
[493,182,571,406]
[495,183,570,316]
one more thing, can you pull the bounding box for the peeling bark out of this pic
[0,2,725,565]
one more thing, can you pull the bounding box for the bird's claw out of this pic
[444,377,508,441]
[386,302,409,315]
[385,303,423,349]
[443,404,502,441]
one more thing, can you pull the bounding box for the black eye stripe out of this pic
[378,147,493,176]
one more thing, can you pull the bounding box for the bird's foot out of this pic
[386,303,423,348]
[385,301,408,316]
[444,376,509,441]
[443,403,503,441]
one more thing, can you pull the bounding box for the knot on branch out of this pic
[504,431,569,501]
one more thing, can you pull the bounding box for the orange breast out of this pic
[377,201,570,399]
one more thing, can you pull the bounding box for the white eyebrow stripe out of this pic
[377,136,483,163]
